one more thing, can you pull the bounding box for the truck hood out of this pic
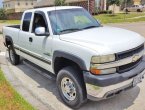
[60,26,145,55]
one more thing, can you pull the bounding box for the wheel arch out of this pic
[5,35,13,47]
[53,51,87,75]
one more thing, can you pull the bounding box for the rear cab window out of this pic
[22,12,32,32]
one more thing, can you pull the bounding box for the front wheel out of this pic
[57,66,87,109]
[8,45,20,65]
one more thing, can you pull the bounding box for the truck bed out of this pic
[3,25,21,46]
[7,25,20,29]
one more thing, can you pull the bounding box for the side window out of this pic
[32,13,47,33]
[22,12,32,32]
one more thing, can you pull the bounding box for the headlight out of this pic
[91,54,115,64]
[90,54,116,75]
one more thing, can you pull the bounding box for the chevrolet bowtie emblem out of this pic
[132,55,140,62]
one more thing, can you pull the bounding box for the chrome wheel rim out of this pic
[61,77,76,101]
[10,49,14,62]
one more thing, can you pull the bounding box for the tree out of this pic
[107,0,121,15]
[0,9,7,20]
[55,0,66,6]
[119,0,133,13]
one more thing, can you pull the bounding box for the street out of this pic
[0,22,145,110]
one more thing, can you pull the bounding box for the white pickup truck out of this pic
[3,6,145,108]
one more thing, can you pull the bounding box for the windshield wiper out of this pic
[59,28,81,34]
[82,25,99,30]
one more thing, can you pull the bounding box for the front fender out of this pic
[53,50,87,71]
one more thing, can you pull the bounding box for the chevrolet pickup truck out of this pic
[3,6,145,109]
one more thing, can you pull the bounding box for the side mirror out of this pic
[35,27,49,36]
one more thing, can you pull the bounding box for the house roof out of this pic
[35,0,87,8]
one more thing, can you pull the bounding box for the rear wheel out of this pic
[125,9,128,12]
[137,9,141,12]
[8,45,20,65]
[57,66,87,109]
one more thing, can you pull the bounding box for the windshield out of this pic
[48,8,100,35]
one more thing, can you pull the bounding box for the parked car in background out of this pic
[124,5,144,12]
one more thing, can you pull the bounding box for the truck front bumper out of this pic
[83,56,145,101]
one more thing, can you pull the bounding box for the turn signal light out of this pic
[90,68,116,75]
[90,69,101,75]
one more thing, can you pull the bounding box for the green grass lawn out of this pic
[0,20,20,24]
[94,12,145,24]
[0,69,35,110]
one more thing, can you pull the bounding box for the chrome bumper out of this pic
[86,70,145,101]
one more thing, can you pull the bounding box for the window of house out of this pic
[31,3,33,5]
[22,12,32,32]
[26,3,28,5]
[32,13,48,33]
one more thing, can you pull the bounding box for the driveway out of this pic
[0,22,145,110]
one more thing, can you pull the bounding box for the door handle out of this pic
[29,37,33,42]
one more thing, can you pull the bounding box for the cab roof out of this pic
[24,6,82,13]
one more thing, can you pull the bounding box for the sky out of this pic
[0,0,3,8]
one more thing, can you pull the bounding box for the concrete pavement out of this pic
[1,22,145,110]
[108,22,145,37]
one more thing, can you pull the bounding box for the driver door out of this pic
[28,11,53,70]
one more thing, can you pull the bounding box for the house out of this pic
[95,0,106,11]
[141,0,145,4]
[35,0,107,14]
[3,0,37,19]
[3,0,37,13]
[133,0,142,5]
[128,0,145,5]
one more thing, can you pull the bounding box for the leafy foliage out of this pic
[55,0,66,6]
[0,9,7,20]
[107,0,121,6]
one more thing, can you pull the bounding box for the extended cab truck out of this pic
[3,6,145,108]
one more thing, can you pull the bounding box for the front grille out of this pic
[116,44,144,60]
[117,57,142,73]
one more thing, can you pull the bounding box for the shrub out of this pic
[0,9,7,20]
[93,10,112,15]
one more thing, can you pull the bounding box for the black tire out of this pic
[8,45,20,65]
[125,9,128,12]
[57,66,87,109]
[137,9,141,12]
